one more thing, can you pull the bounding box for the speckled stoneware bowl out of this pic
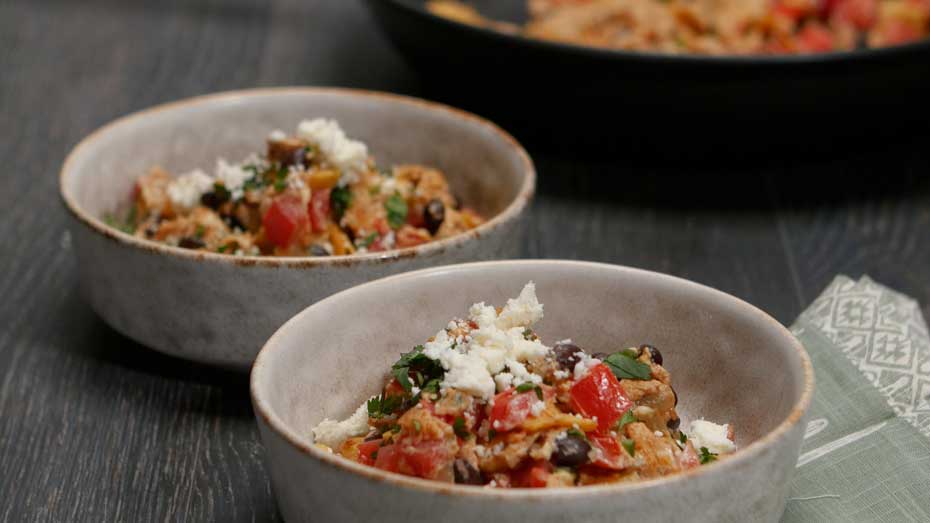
[60,88,535,368]
[251,260,814,522]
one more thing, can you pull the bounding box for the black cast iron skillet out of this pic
[365,0,930,158]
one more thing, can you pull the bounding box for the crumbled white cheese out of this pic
[654,431,664,438]
[688,419,736,455]
[553,369,569,380]
[311,400,372,448]
[530,400,546,417]
[215,158,253,200]
[268,129,287,141]
[496,281,544,330]
[420,283,550,401]
[167,169,213,209]
[296,118,368,183]
[573,352,602,380]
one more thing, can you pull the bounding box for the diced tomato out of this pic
[773,0,816,20]
[356,439,382,466]
[373,443,402,472]
[511,460,552,488]
[588,434,628,470]
[831,0,877,29]
[263,193,308,248]
[678,441,701,470]
[308,188,331,233]
[374,438,454,480]
[570,364,633,434]
[395,225,431,248]
[489,386,553,432]
[878,19,922,45]
[373,217,391,236]
[797,22,835,52]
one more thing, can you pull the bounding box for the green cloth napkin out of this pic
[782,276,930,522]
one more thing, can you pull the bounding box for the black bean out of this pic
[551,435,591,468]
[453,459,483,485]
[178,236,206,249]
[222,213,245,231]
[667,417,680,431]
[423,198,445,235]
[552,342,584,371]
[200,191,226,209]
[309,244,330,257]
[641,344,662,366]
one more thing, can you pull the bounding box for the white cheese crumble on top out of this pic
[311,399,373,448]
[166,169,213,209]
[268,129,287,141]
[688,419,736,455]
[573,351,602,380]
[422,282,549,400]
[296,118,368,184]
[215,158,253,200]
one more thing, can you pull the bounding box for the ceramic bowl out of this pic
[251,260,814,522]
[59,88,535,368]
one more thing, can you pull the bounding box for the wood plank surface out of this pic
[1,0,927,521]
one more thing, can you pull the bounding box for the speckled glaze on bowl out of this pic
[59,88,535,368]
[251,260,814,523]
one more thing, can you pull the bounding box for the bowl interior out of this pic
[61,88,528,232]
[255,261,808,465]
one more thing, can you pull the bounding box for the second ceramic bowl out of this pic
[59,88,535,368]
[252,260,814,522]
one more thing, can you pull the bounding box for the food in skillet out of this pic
[105,119,483,256]
[312,283,736,487]
[427,0,930,54]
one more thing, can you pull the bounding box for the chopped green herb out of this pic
[522,328,534,340]
[331,185,352,220]
[604,351,652,380]
[390,345,444,394]
[515,383,535,394]
[357,231,378,249]
[213,182,232,202]
[421,378,441,394]
[679,432,688,444]
[534,385,544,401]
[566,428,588,441]
[614,410,637,432]
[217,245,229,253]
[367,394,403,419]
[453,417,469,439]
[368,185,380,196]
[195,225,205,238]
[273,165,288,192]
[385,192,408,229]
[412,420,422,434]
[699,447,718,465]
[621,438,636,457]
[103,208,136,234]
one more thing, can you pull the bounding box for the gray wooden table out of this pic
[2,0,928,521]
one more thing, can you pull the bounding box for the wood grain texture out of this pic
[1,0,928,521]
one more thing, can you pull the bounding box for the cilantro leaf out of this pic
[385,192,408,229]
[357,231,378,249]
[391,345,443,394]
[515,383,535,394]
[699,447,718,464]
[604,351,652,380]
[453,417,469,439]
[621,438,636,457]
[614,410,637,432]
[566,428,588,441]
[330,185,352,220]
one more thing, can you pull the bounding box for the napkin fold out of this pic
[783,276,930,522]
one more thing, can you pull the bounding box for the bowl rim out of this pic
[251,259,815,498]
[58,87,536,269]
[383,0,930,66]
